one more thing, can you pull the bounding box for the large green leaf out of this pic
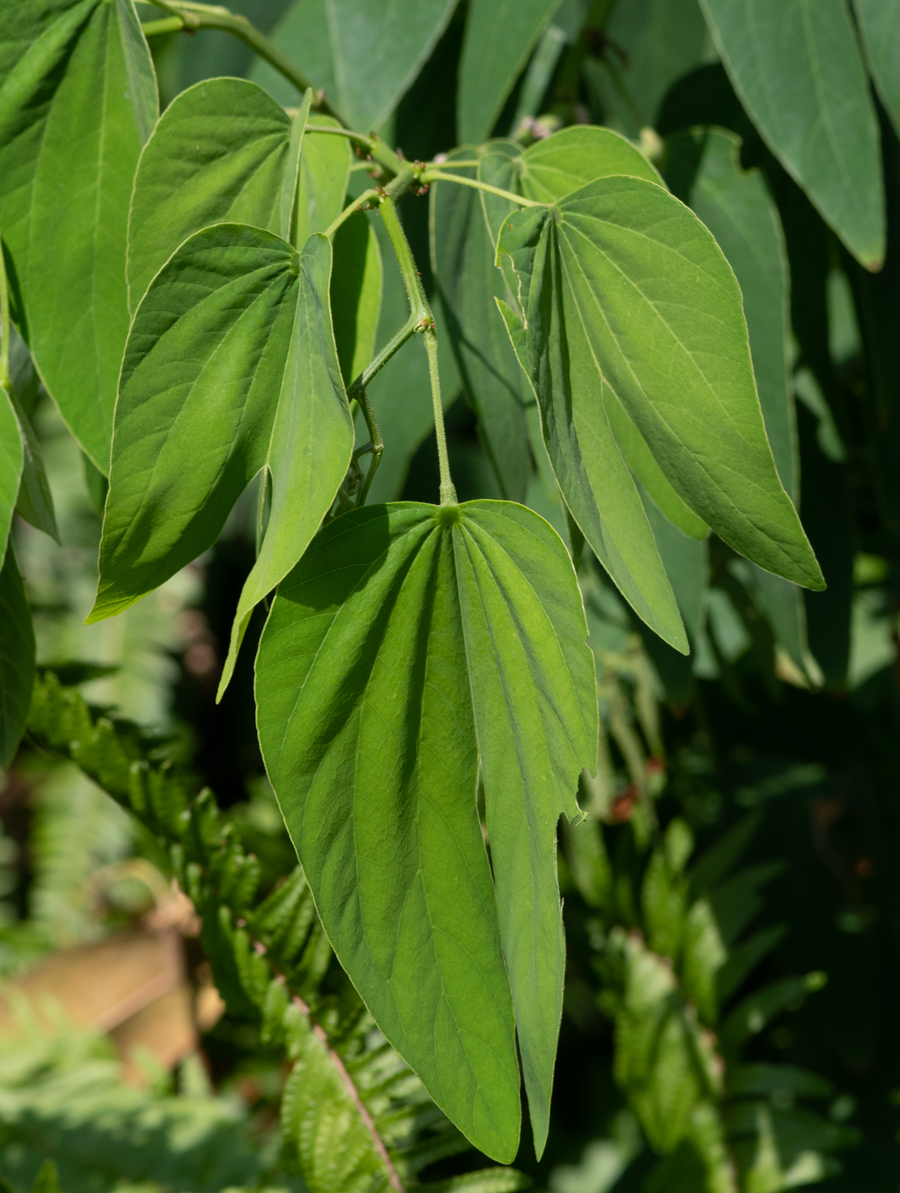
[498,177,823,597]
[0,386,24,560]
[0,0,158,469]
[89,226,354,689]
[0,544,34,772]
[457,0,560,143]
[699,0,884,269]
[251,0,456,130]
[256,499,598,1161]
[854,0,900,130]
[330,214,382,385]
[431,147,531,501]
[127,79,350,310]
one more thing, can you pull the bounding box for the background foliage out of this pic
[2,0,900,1190]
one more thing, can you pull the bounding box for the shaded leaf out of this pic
[330,213,382,385]
[0,0,158,468]
[854,0,900,130]
[251,0,456,131]
[431,147,531,501]
[498,178,823,601]
[256,500,597,1161]
[0,544,35,771]
[457,0,560,143]
[11,393,58,542]
[699,0,884,268]
[89,225,353,699]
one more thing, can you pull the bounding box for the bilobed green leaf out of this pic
[458,0,561,143]
[0,544,35,771]
[0,0,158,469]
[498,178,824,595]
[89,226,353,678]
[699,0,884,269]
[255,499,598,1162]
[518,125,663,201]
[854,0,900,130]
[431,148,531,501]
[0,385,24,559]
[252,0,456,131]
[127,80,350,311]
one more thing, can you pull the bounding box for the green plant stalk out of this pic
[0,226,9,391]
[324,189,381,239]
[141,16,184,36]
[378,199,456,505]
[420,169,544,208]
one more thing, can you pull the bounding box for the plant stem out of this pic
[145,0,342,121]
[420,169,545,208]
[378,199,456,505]
[141,16,184,35]
[324,189,380,240]
[0,229,10,392]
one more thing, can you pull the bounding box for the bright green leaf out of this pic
[431,148,531,501]
[854,0,900,130]
[89,226,353,680]
[127,79,349,311]
[0,385,23,560]
[518,125,663,202]
[256,499,597,1161]
[457,0,561,143]
[498,178,824,597]
[0,0,158,469]
[699,0,884,269]
[0,544,34,772]
[251,0,456,131]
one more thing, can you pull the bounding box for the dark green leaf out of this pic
[0,0,158,468]
[89,226,353,698]
[330,213,382,385]
[127,79,350,310]
[256,500,598,1161]
[584,0,712,138]
[11,393,58,542]
[699,0,884,268]
[0,544,35,771]
[251,0,456,130]
[498,179,823,599]
[457,0,560,143]
[854,0,900,130]
[431,148,531,501]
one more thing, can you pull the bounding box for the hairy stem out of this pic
[420,169,545,208]
[378,199,456,503]
[324,189,381,239]
[145,0,342,120]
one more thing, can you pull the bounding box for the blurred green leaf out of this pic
[853,0,900,131]
[0,545,34,772]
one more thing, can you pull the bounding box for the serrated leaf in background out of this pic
[0,0,158,470]
[457,0,561,144]
[699,0,885,269]
[257,500,597,1161]
[251,0,456,131]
